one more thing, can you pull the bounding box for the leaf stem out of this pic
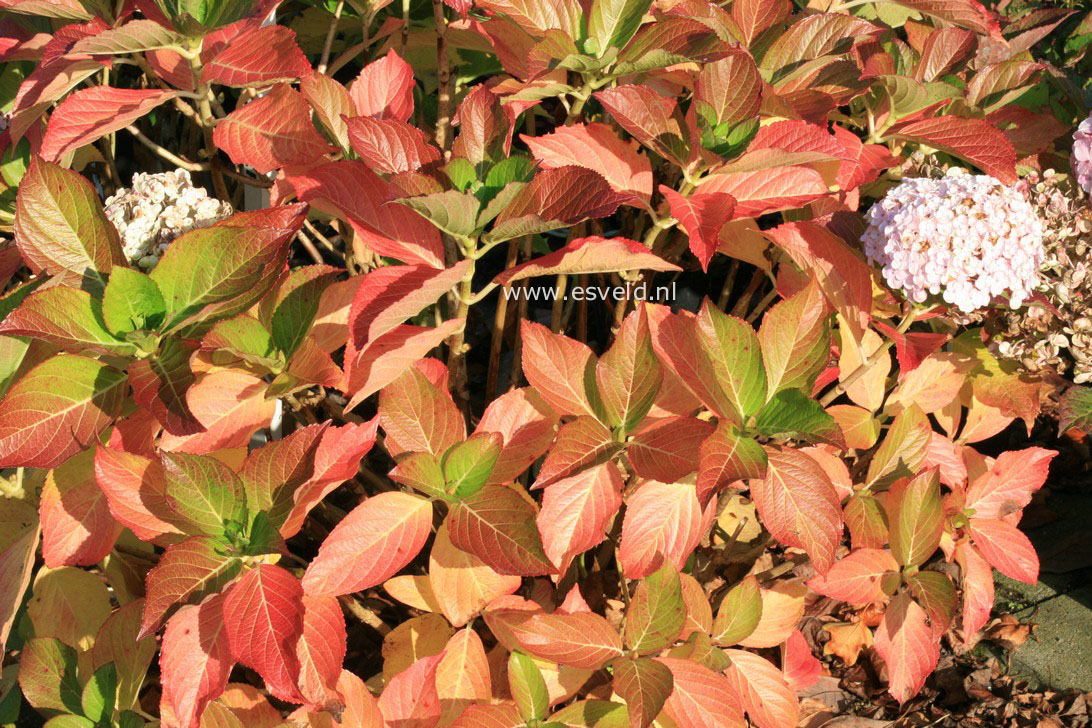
[819,307,918,407]
[316,0,345,74]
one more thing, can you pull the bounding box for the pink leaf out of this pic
[873,593,940,703]
[521,123,653,204]
[302,492,433,597]
[964,447,1055,523]
[699,167,829,219]
[377,654,443,727]
[295,595,346,712]
[350,49,414,121]
[201,25,310,87]
[619,481,714,579]
[537,462,623,573]
[969,517,1039,584]
[807,548,898,607]
[345,116,441,174]
[40,86,176,161]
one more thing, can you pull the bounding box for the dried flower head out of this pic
[980,170,1092,383]
[105,169,232,270]
[1071,114,1092,195]
[862,170,1044,314]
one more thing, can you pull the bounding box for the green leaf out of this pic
[202,315,279,370]
[549,700,629,727]
[162,453,247,538]
[0,354,128,469]
[81,663,117,724]
[13,159,124,293]
[17,638,82,715]
[150,217,300,334]
[596,306,661,434]
[0,286,135,356]
[482,156,534,200]
[390,452,450,500]
[0,665,20,724]
[43,716,96,728]
[888,469,943,568]
[694,301,767,423]
[624,563,685,655]
[508,651,549,723]
[102,268,167,335]
[117,712,144,728]
[865,404,930,487]
[588,0,653,54]
[394,191,481,238]
[754,389,846,448]
[445,158,477,192]
[443,433,503,499]
[270,265,340,358]
[712,576,761,646]
[612,657,672,728]
[1059,385,1092,435]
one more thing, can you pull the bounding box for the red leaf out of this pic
[376,654,442,728]
[343,319,464,410]
[495,236,678,286]
[158,369,277,454]
[295,595,346,712]
[764,221,872,340]
[893,0,999,35]
[655,657,745,728]
[872,321,949,374]
[722,649,799,728]
[302,492,432,597]
[629,416,714,483]
[214,84,334,174]
[873,593,940,703]
[536,462,623,574]
[345,116,441,174]
[288,161,443,268]
[531,416,617,490]
[448,485,555,577]
[349,49,414,122]
[40,87,176,161]
[493,167,629,234]
[620,481,713,579]
[699,167,829,219]
[350,262,470,349]
[39,450,121,567]
[694,50,762,126]
[751,448,843,573]
[731,0,791,45]
[475,388,559,484]
[915,27,977,82]
[889,115,1016,184]
[660,186,736,271]
[279,419,379,538]
[964,447,1055,523]
[201,25,309,87]
[160,595,234,728]
[94,446,183,542]
[141,536,242,638]
[222,564,305,703]
[593,85,689,163]
[0,354,127,468]
[429,523,521,628]
[696,420,767,505]
[781,630,822,692]
[969,518,1039,584]
[955,541,993,638]
[501,610,624,670]
[521,123,653,204]
[807,548,898,607]
[128,338,202,436]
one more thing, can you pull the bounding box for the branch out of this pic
[126,125,208,172]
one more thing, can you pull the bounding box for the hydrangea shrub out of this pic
[0,0,1088,727]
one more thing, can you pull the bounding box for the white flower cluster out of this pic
[104,169,232,269]
[1071,114,1092,195]
[863,170,1044,313]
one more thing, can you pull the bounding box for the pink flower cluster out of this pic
[1073,115,1092,194]
[863,171,1044,313]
